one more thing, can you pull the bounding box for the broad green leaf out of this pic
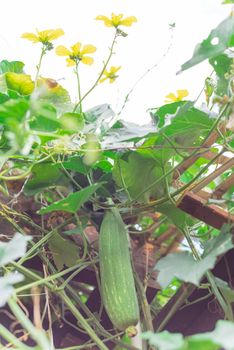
[190,320,234,350]
[113,152,169,202]
[0,99,29,123]
[82,133,101,166]
[185,338,219,350]
[155,251,216,288]
[30,102,60,132]
[59,112,84,132]
[48,231,79,270]
[180,14,234,72]
[157,202,193,228]
[142,331,184,350]
[155,231,234,288]
[209,54,232,95]
[0,92,9,104]
[222,0,234,3]
[37,77,70,105]
[150,101,186,128]
[5,73,34,95]
[102,120,157,148]
[0,233,31,266]
[0,273,24,307]
[24,163,69,196]
[39,183,102,214]
[62,156,89,175]
[215,277,234,304]
[202,226,234,257]
[0,60,24,74]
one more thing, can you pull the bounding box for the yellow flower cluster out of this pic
[21,29,64,44]
[56,42,97,66]
[100,66,121,83]
[96,13,137,28]
[164,90,189,103]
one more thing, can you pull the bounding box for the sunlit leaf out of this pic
[48,231,79,270]
[0,233,31,266]
[0,273,24,307]
[190,320,234,350]
[209,53,232,95]
[5,73,34,95]
[155,231,233,288]
[39,183,103,214]
[62,156,89,175]
[180,14,234,72]
[37,77,70,105]
[0,60,24,74]
[142,331,184,350]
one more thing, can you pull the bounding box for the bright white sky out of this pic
[0,0,230,124]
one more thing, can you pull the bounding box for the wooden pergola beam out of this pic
[177,191,234,230]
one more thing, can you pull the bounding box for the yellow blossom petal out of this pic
[177,89,189,99]
[109,66,121,74]
[111,13,124,26]
[66,58,76,66]
[165,93,177,101]
[21,32,40,43]
[120,16,137,26]
[47,29,64,41]
[81,44,97,55]
[164,89,189,103]
[96,13,137,28]
[99,76,108,83]
[95,15,113,27]
[56,45,71,56]
[71,42,82,55]
[81,56,94,65]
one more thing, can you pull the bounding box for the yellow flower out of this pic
[99,66,121,83]
[56,42,96,66]
[95,13,137,28]
[164,89,189,103]
[21,29,64,44]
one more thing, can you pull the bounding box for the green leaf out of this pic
[155,251,216,288]
[62,156,89,175]
[222,0,234,4]
[202,226,234,257]
[180,14,234,72]
[215,277,234,304]
[113,152,169,202]
[5,73,34,95]
[157,202,193,228]
[24,163,69,196]
[0,60,24,74]
[39,183,102,214]
[48,231,79,270]
[59,112,84,132]
[0,273,24,307]
[142,331,184,350]
[30,102,60,132]
[209,53,232,95]
[0,99,29,123]
[185,338,219,350]
[155,231,234,288]
[0,233,31,266]
[189,320,234,350]
[37,77,70,105]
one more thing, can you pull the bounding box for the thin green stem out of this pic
[0,324,32,350]
[58,291,109,350]
[35,46,47,85]
[73,30,118,112]
[182,227,233,321]
[8,297,51,350]
[75,62,82,114]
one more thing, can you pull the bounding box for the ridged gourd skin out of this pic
[99,208,140,331]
